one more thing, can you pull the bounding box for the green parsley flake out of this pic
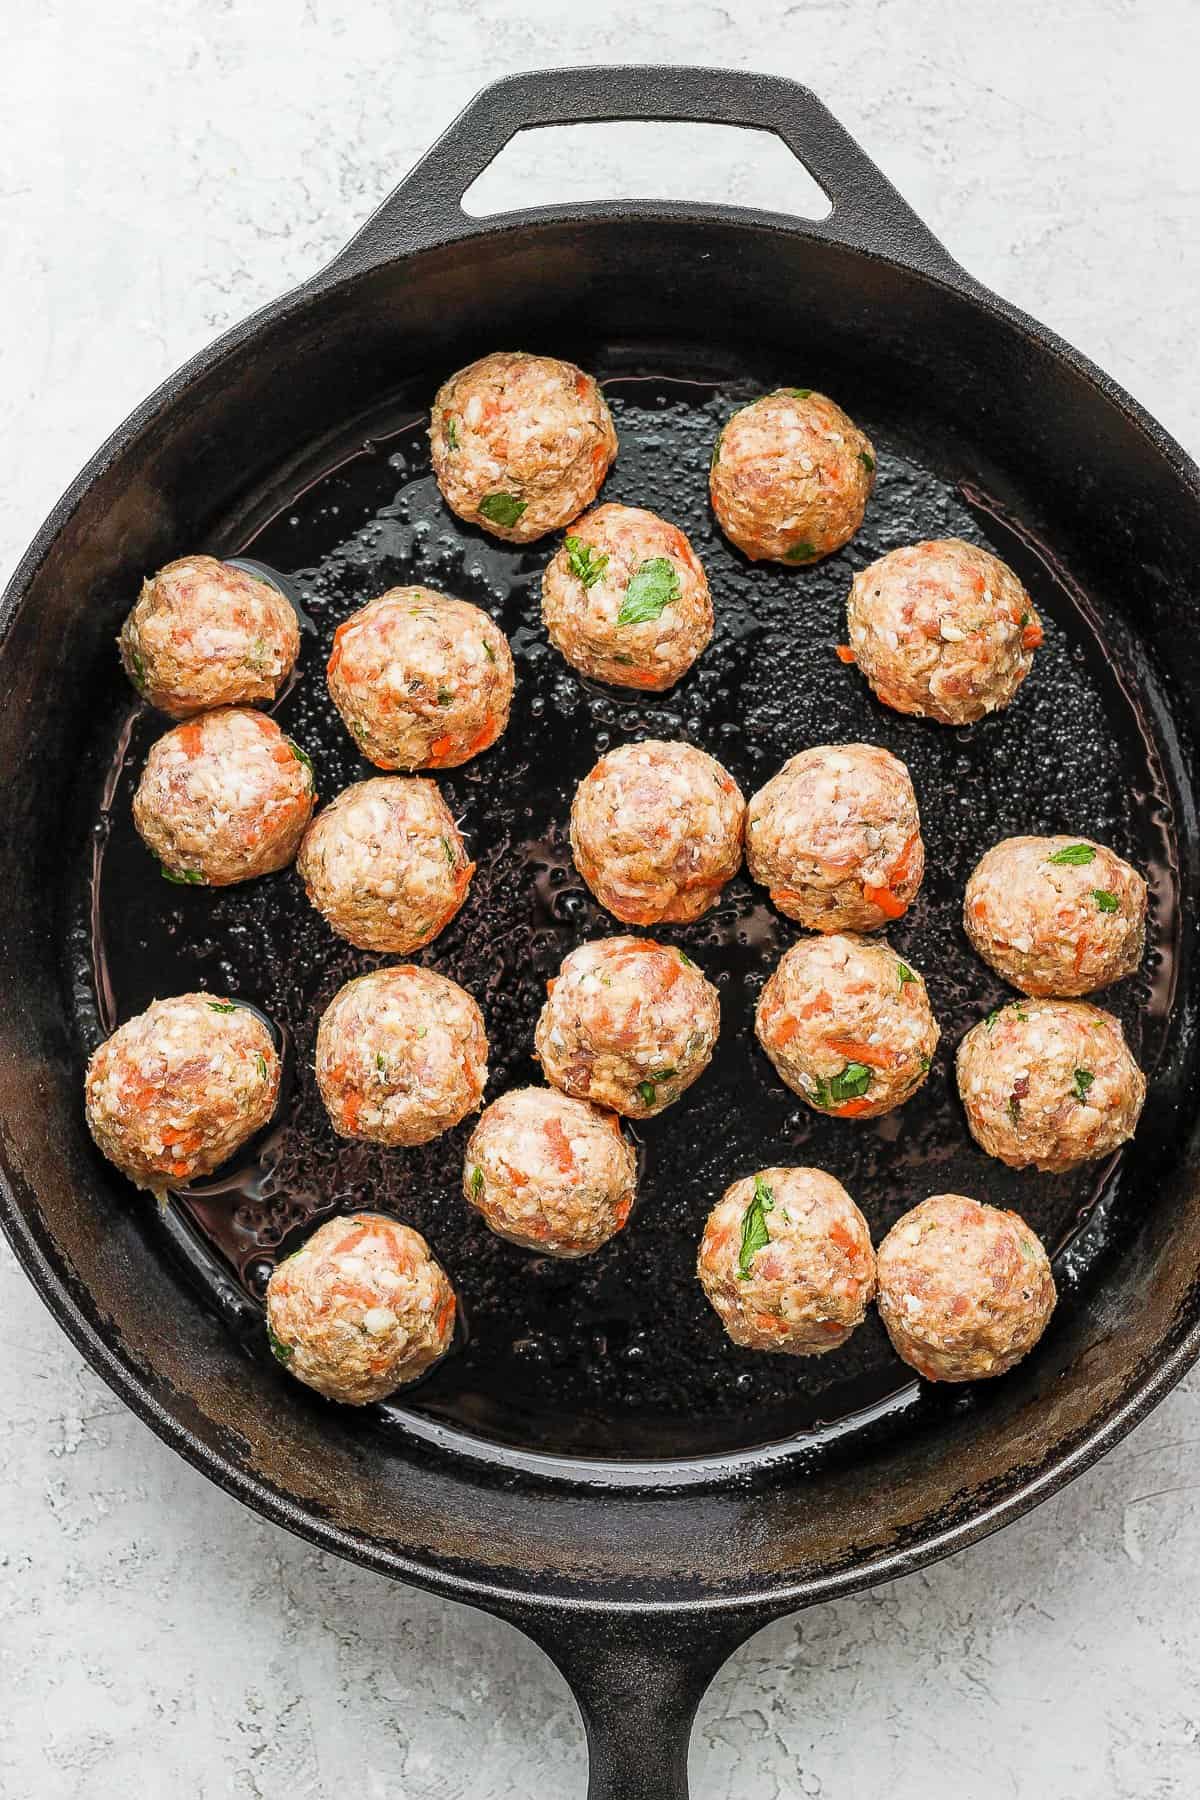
[897,961,916,993]
[437,688,454,705]
[470,1165,484,1200]
[985,1009,1001,1033]
[287,739,314,782]
[161,865,204,885]
[676,948,695,969]
[636,1080,658,1107]
[266,1322,293,1365]
[783,387,812,399]
[784,540,818,563]
[859,449,875,474]
[1092,889,1120,913]
[128,648,148,691]
[207,1001,238,1013]
[255,1053,268,1080]
[482,638,496,663]
[616,557,681,627]
[376,1052,387,1073]
[1074,1067,1095,1102]
[440,836,456,867]
[478,492,526,528]
[710,425,725,469]
[738,1175,775,1279]
[811,1062,872,1110]
[445,416,459,450]
[1007,1095,1021,1123]
[1047,843,1096,866]
[564,535,610,589]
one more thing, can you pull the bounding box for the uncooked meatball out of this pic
[956,998,1145,1172]
[266,1213,456,1404]
[844,538,1042,724]
[326,588,514,770]
[709,388,875,564]
[133,707,315,885]
[697,1167,876,1354]
[535,937,720,1120]
[464,1087,637,1256]
[429,351,617,542]
[84,993,280,1193]
[119,555,300,717]
[964,835,1147,997]
[756,935,938,1118]
[540,503,712,690]
[746,743,924,931]
[876,1194,1056,1382]
[569,739,744,925]
[315,966,488,1147]
[297,777,474,955]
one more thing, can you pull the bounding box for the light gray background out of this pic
[2,2,1198,1795]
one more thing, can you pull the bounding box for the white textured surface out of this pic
[3,1,1200,1794]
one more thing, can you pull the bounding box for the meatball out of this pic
[119,554,300,717]
[84,993,279,1193]
[876,1195,1056,1382]
[570,740,744,925]
[844,538,1042,724]
[697,1167,876,1354]
[540,504,713,690]
[535,937,720,1119]
[429,351,617,542]
[133,707,315,885]
[746,743,924,931]
[756,935,938,1118]
[315,966,488,1147]
[326,588,514,770]
[266,1213,456,1404]
[464,1087,637,1257]
[956,998,1145,1172]
[709,388,875,564]
[964,835,1147,998]
[297,777,474,955]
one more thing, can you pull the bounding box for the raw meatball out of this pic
[956,998,1145,1172]
[266,1213,456,1404]
[297,777,474,955]
[570,739,744,925]
[746,743,924,931]
[84,993,279,1193]
[133,707,315,885]
[326,588,514,770]
[964,835,1147,997]
[540,504,712,690]
[709,388,875,564]
[756,934,938,1118]
[464,1087,637,1256]
[844,538,1042,724]
[876,1195,1056,1382]
[535,937,720,1119]
[429,351,617,542]
[119,555,300,717]
[315,966,488,1147]
[697,1167,876,1354]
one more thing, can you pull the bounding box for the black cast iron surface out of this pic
[70,366,1184,1474]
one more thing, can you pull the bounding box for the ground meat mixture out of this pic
[745,743,924,931]
[697,1166,876,1354]
[326,588,514,771]
[132,707,315,885]
[266,1213,456,1404]
[315,966,488,1147]
[119,554,300,717]
[876,1194,1056,1382]
[844,538,1042,724]
[464,1087,637,1257]
[964,834,1147,997]
[535,936,720,1120]
[429,350,617,542]
[709,388,875,564]
[84,993,279,1193]
[956,997,1145,1172]
[569,739,744,925]
[297,776,474,955]
[540,503,713,690]
[756,934,939,1118]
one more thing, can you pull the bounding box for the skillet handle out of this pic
[517,1609,759,1799]
[322,64,965,284]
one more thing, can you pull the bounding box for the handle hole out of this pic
[461,121,832,221]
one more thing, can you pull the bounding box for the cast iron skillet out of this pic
[4,66,1200,1798]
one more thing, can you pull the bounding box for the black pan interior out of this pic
[68,345,1187,1473]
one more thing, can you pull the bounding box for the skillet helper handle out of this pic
[520,1610,755,1800]
[323,64,964,283]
